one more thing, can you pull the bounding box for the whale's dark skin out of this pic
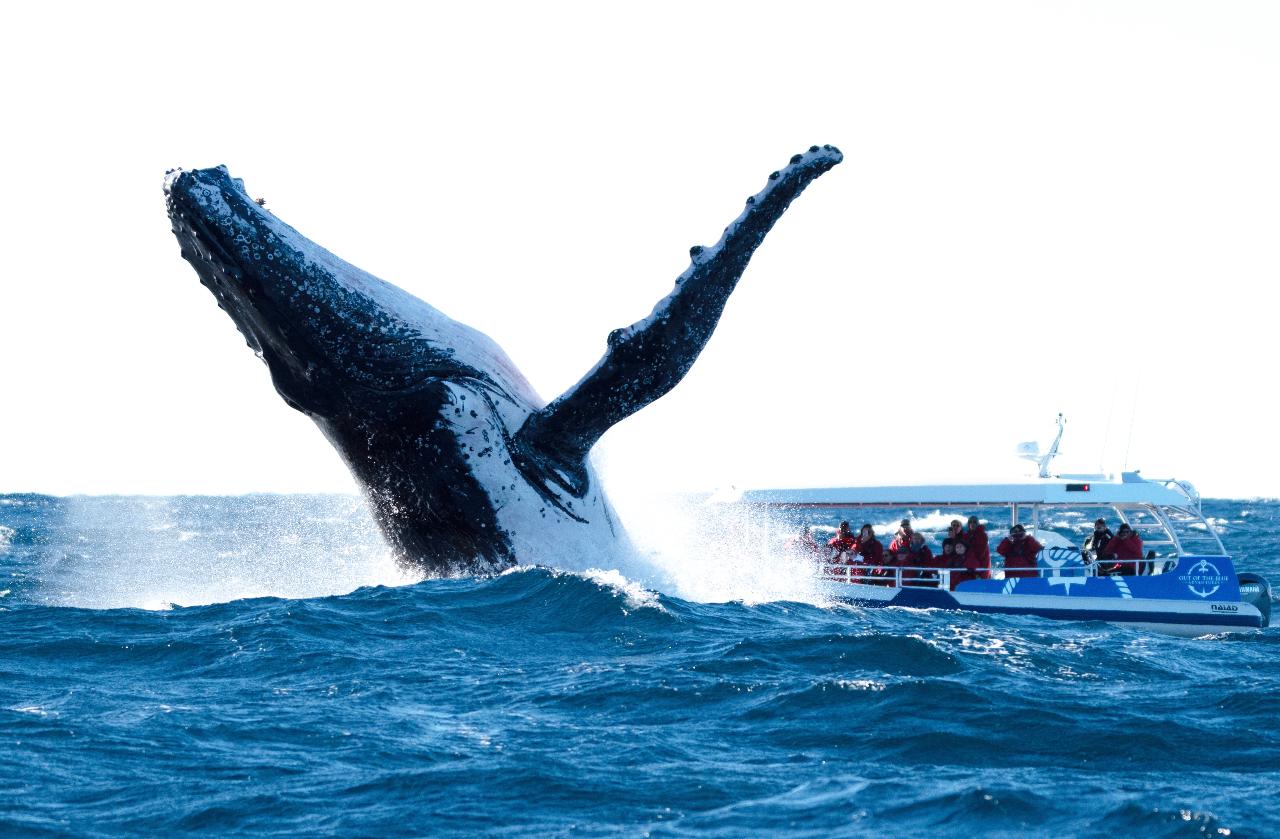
[164,146,842,574]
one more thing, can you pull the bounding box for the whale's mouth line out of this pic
[167,191,277,355]
[165,177,472,405]
[165,176,337,409]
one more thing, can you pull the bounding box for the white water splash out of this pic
[581,567,665,612]
[602,486,836,606]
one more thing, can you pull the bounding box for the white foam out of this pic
[0,525,13,552]
[581,567,665,612]
[1189,518,1230,535]
[869,509,973,538]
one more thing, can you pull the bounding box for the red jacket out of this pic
[996,535,1043,578]
[898,544,933,584]
[1102,534,1144,559]
[1099,533,1144,574]
[963,525,990,568]
[827,534,858,562]
[856,538,885,565]
[907,544,933,566]
[949,557,975,589]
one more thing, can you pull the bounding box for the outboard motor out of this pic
[1238,573,1272,628]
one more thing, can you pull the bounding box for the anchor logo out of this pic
[1047,573,1088,595]
[1179,559,1228,598]
[1043,550,1088,595]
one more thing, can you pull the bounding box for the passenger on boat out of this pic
[787,525,822,558]
[827,521,858,562]
[856,524,885,562]
[1083,518,1113,562]
[964,516,991,579]
[1097,523,1144,575]
[888,519,914,559]
[927,538,956,588]
[950,540,974,588]
[901,531,934,585]
[855,523,887,581]
[996,524,1043,578]
[948,520,964,544]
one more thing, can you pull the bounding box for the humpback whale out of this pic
[165,146,842,574]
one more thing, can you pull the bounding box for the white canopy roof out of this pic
[736,473,1195,508]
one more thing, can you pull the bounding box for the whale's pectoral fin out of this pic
[513,145,843,495]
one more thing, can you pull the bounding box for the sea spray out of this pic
[28,494,412,610]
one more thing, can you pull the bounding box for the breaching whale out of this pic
[165,146,842,575]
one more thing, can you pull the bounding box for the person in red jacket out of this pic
[950,540,974,588]
[827,521,857,561]
[996,524,1043,579]
[963,516,991,579]
[820,521,858,580]
[1097,523,1144,575]
[900,531,934,586]
[928,538,957,588]
[854,523,886,581]
[887,518,913,560]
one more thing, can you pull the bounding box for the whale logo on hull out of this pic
[164,147,842,575]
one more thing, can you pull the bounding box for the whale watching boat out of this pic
[740,421,1272,636]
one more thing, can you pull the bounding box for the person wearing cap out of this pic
[827,521,857,561]
[817,521,857,580]
[1097,523,1144,575]
[996,524,1043,579]
[888,519,913,561]
[1083,518,1114,563]
[963,516,991,579]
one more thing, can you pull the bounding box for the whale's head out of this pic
[164,166,537,418]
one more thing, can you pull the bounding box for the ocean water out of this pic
[1,494,1278,837]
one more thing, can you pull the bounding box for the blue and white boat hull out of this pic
[821,555,1269,636]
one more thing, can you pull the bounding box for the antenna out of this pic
[1016,414,1066,478]
[1122,385,1138,471]
[1040,413,1065,478]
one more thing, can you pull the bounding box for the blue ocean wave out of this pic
[1,496,1278,836]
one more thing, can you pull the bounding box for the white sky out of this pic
[1,1,1277,498]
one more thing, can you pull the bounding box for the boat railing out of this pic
[820,556,1178,588]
